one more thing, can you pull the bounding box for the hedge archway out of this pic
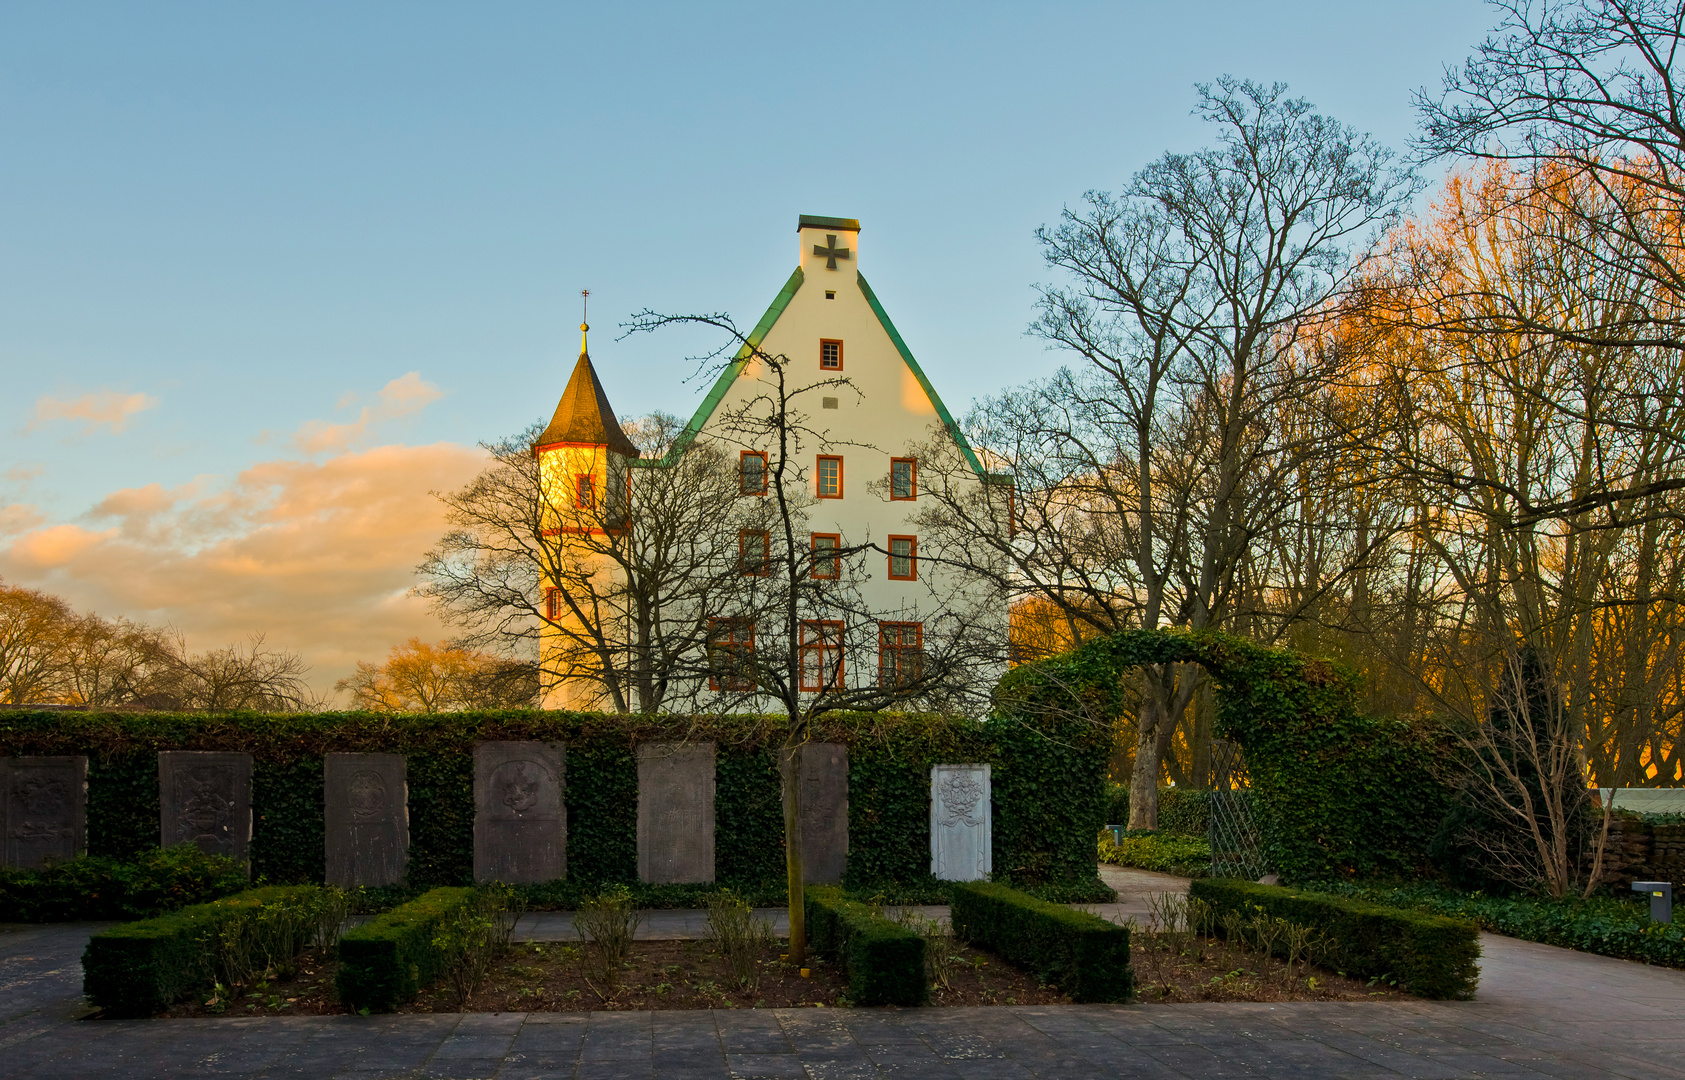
[994,628,1447,882]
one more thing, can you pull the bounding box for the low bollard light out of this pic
[1631,881,1674,923]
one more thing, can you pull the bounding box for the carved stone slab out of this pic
[930,763,991,881]
[474,742,565,884]
[159,752,253,863]
[637,742,715,884]
[324,753,408,887]
[781,743,848,884]
[2,756,86,869]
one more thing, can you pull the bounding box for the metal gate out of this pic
[1207,739,1268,880]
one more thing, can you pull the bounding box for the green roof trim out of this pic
[855,272,987,479]
[798,214,860,232]
[652,265,805,466]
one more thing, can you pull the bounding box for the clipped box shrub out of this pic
[949,881,1132,1002]
[82,885,322,1017]
[336,886,478,1012]
[1190,878,1479,1000]
[804,886,926,1006]
[1,844,249,922]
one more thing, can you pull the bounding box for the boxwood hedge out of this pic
[803,886,926,1005]
[1190,878,1480,1000]
[948,880,1133,1002]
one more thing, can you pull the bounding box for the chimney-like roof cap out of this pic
[535,349,639,457]
[798,214,860,232]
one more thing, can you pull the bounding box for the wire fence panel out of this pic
[1207,739,1268,880]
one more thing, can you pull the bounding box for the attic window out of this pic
[825,290,836,300]
[821,339,842,370]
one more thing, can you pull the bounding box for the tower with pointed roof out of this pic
[533,319,639,708]
[535,215,1004,709]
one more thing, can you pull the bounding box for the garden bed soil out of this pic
[1130,934,1408,1004]
[144,934,1403,1018]
[152,938,1072,1018]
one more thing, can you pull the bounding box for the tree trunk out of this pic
[781,740,807,966]
[1127,686,1164,830]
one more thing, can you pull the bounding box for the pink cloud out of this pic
[292,372,446,454]
[0,441,490,697]
[28,390,159,435]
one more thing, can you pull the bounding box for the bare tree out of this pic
[417,413,756,713]
[918,77,1416,827]
[624,310,1004,966]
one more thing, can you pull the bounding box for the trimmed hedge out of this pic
[1311,879,1685,970]
[82,885,317,1017]
[1,844,248,922]
[804,886,926,1005]
[0,709,1107,899]
[948,881,1133,1003]
[336,886,478,1012]
[1190,878,1479,1000]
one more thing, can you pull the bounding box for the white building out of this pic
[537,215,1004,709]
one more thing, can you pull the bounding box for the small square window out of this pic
[825,290,836,300]
[740,451,768,495]
[888,535,917,580]
[890,458,917,500]
[816,455,843,498]
[811,533,840,580]
[820,339,843,370]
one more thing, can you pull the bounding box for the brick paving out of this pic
[4,871,1684,1079]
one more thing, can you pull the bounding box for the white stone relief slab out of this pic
[930,763,990,881]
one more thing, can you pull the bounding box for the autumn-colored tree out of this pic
[336,638,538,712]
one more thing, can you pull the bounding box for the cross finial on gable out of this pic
[813,234,851,270]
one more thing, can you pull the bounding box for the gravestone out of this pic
[474,742,566,884]
[930,763,991,881]
[324,753,408,887]
[637,742,715,884]
[159,752,253,862]
[1,756,87,869]
[781,743,848,884]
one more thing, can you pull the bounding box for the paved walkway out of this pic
[4,873,1685,1079]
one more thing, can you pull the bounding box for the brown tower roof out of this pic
[535,341,639,457]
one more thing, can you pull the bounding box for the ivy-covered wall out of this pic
[0,709,1108,892]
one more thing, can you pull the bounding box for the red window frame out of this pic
[887,535,917,580]
[799,619,845,691]
[739,529,770,576]
[810,533,840,580]
[890,457,917,500]
[820,338,843,371]
[574,474,595,509]
[816,455,843,498]
[878,621,924,687]
[740,451,768,496]
[708,617,756,691]
[544,587,562,621]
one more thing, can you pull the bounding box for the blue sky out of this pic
[0,1,1501,692]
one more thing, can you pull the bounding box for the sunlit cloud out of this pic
[0,504,46,537]
[0,441,489,696]
[292,372,446,454]
[27,390,159,435]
